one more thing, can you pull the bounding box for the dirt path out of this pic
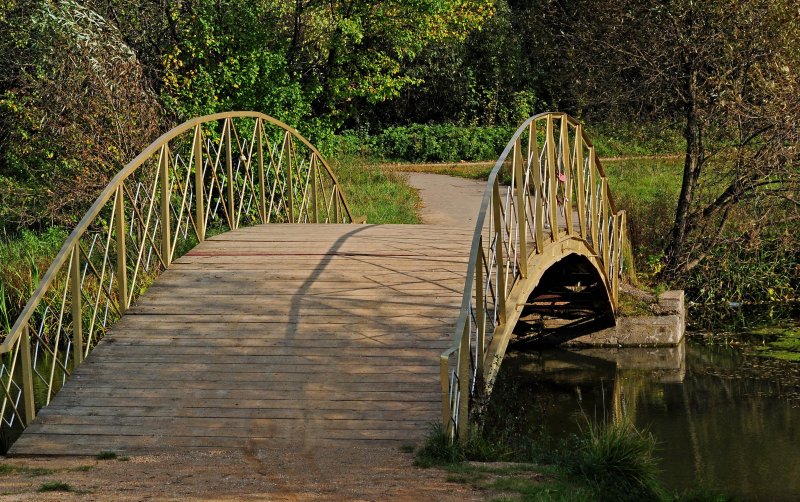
[0,445,483,500]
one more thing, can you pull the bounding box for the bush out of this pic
[334,124,517,162]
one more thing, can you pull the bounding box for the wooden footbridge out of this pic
[0,112,626,454]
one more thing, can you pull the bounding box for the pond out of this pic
[498,307,800,500]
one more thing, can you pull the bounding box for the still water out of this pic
[500,339,800,500]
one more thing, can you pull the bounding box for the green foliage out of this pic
[334,124,516,162]
[415,418,668,501]
[159,1,312,127]
[332,121,684,164]
[0,0,161,230]
[95,451,117,460]
[586,122,685,158]
[681,231,798,305]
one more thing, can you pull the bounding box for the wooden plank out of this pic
[53,387,441,403]
[43,396,440,412]
[12,222,470,456]
[21,424,425,442]
[42,379,439,393]
[36,405,437,421]
[88,336,453,349]
[33,415,433,431]
[88,343,448,358]
[69,368,440,384]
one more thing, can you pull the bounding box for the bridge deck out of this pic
[10,224,471,455]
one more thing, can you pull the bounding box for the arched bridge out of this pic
[0,112,626,453]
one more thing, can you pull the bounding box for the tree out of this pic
[566,0,800,284]
[0,0,161,230]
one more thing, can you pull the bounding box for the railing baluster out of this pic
[115,186,128,312]
[475,241,486,374]
[610,213,619,306]
[334,186,341,223]
[287,133,295,223]
[457,321,470,441]
[159,144,172,267]
[492,180,507,323]
[439,353,452,435]
[257,119,266,224]
[602,178,610,268]
[311,155,319,223]
[590,147,599,250]
[575,125,587,239]
[70,245,83,366]
[20,325,36,425]
[513,139,528,278]
[194,125,205,240]
[561,116,573,236]
[546,115,558,241]
[226,119,236,229]
[530,121,544,253]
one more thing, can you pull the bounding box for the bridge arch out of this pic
[440,112,628,439]
[0,112,356,438]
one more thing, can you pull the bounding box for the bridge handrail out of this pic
[0,112,355,433]
[440,112,627,439]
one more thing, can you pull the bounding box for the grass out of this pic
[96,451,118,460]
[602,157,683,278]
[38,481,72,492]
[617,291,654,317]
[414,420,732,501]
[331,156,421,224]
[414,419,668,501]
[0,464,56,477]
[414,364,733,502]
[0,227,68,333]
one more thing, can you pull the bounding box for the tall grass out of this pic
[331,156,421,224]
[563,418,664,501]
[603,157,683,278]
[0,228,68,335]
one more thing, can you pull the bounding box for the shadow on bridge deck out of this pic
[10,224,472,455]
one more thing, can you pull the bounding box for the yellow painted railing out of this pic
[0,112,354,439]
[440,112,627,439]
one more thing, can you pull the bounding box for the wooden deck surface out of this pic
[10,224,471,455]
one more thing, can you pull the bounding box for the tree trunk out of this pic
[666,76,704,273]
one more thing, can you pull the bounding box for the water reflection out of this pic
[501,340,800,500]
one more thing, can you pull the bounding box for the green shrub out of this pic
[334,124,517,162]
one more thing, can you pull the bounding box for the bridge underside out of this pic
[10,224,471,455]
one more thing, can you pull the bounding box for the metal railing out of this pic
[440,112,627,439]
[0,112,354,441]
